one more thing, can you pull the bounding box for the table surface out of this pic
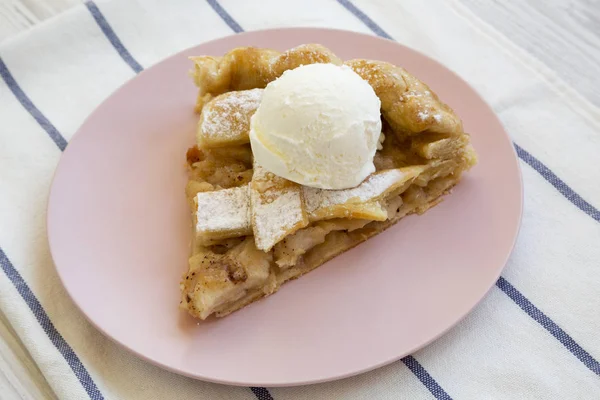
[1,0,598,398]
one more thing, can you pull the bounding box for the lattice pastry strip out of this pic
[194,185,252,245]
[194,167,423,249]
[197,89,262,148]
[249,162,309,251]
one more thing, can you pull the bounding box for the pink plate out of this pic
[47,28,522,386]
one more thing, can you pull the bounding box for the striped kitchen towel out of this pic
[1,0,599,399]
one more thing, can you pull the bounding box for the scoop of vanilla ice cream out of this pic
[249,63,382,189]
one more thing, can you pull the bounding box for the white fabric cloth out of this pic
[1,0,599,399]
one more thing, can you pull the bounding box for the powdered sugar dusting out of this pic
[250,163,307,251]
[278,44,339,65]
[200,88,262,143]
[196,186,250,234]
[418,110,443,123]
[303,169,405,214]
[348,61,388,84]
[251,189,305,251]
[403,91,425,99]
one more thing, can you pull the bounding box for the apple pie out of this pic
[180,44,477,319]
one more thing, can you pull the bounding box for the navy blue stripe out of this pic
[0,248,105,399]
[336,0,392,39]
[2,5,260,399]
[514,144,600,222]
[250,387,274,400]
[402,356,453,400]
[497,277,600,375]
[206,0,243,33]
[84,1,143,73]
[341,0,600,382]
[0,57,68,151]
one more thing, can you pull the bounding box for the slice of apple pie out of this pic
[181,44,477,319]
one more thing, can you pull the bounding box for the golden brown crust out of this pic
[345,59,463,138]
[190,44,342,111]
